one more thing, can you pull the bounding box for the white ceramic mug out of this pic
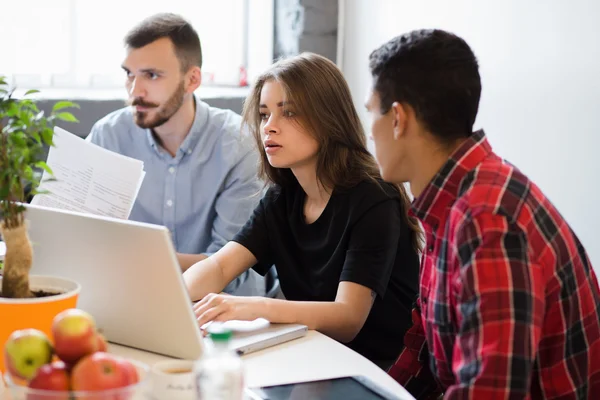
[150,359,196,400]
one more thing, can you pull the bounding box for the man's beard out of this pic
[131,81,186,129]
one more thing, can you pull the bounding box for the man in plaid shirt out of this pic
[365,29,600,399]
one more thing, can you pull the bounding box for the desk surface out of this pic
[111,330,415,399]
[0,330,415,400]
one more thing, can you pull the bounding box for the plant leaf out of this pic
[24,89,40,96]
[10,133,26,147]
[31,186,53,195]
[0,185,9,199]
[31,131,41,144]
[41,128,54,144]
[35,161,54,175]
[24,166,34,181]
[55,112,79,123]
[52,101,80,112]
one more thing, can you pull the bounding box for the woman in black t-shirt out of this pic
[183,52,422,367]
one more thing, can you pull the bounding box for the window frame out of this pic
[4,0,273,91]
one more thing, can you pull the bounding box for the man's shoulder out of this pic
[90,106,136,143]
[201,100,242,136]
[201,101,255,159]
[454,155,532,223]
[93,106,134,132]
[203,100,242,124]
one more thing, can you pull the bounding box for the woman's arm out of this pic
[183,241,257,301]
[266,281,376,342]
[177,253,208,272]
[194,280,375,343]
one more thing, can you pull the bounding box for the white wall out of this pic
[341,0,600,273]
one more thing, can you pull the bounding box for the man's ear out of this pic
[186,66,202,93]
[391,102,408,140]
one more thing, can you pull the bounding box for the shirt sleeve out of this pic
[339,199,402,298]
[204,149,262,256]
[445,211,545,399]
[388,298,443,399]
[231,188,276,276]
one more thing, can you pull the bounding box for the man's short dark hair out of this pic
[125,13,202,71]
[369,29,481,143]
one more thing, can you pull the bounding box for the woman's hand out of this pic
[193,282,375,343]
[193,293,266,328]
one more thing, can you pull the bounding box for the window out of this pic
[0,0,274,89]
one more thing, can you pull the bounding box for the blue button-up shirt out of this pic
[87,97,262,293]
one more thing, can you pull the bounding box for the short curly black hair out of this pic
[369,29,481,143]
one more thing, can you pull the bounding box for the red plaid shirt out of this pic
[389,130,600,399]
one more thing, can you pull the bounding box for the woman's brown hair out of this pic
[242,52,422,252]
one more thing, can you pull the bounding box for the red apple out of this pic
[116,358,139,385]
[96,333,108,353]
[61,361,77,374]
[3,329,54,381]
[52,309,99,364]
[70,352,130,392]
[28,361,70,400]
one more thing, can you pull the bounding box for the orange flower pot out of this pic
[0,275,80,374]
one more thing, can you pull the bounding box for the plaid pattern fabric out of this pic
[389,130,600,399]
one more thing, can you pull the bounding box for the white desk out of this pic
[0,330,415,400]
[112,330,414,399]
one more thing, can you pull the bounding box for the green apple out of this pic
[4,328,54,381]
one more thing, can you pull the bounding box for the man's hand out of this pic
[193,293,266,327]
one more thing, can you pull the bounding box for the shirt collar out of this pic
[410,129,492,228]
[145,95,209,158]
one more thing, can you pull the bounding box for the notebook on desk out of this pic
[23,204,307,359]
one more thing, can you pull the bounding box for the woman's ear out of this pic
[391,102,408,140]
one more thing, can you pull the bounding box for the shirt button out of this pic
[166,200,173,207]
[187,150,192,154]
[168,167,175,174]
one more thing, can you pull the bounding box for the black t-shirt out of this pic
[232,179,419,362]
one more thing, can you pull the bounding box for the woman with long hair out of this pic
[184,52,422,368]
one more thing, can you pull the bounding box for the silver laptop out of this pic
[23,204,307,359]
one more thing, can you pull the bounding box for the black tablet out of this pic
[245,375,404,400]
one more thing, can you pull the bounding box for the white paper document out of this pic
[31,127,146,220]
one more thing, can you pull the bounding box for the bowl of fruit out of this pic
[2,309,150,400]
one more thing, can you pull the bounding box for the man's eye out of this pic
[148,72,158,80]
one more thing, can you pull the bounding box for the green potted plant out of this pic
[0,75,82,373]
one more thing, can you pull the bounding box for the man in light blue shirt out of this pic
[87,13,262,294]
